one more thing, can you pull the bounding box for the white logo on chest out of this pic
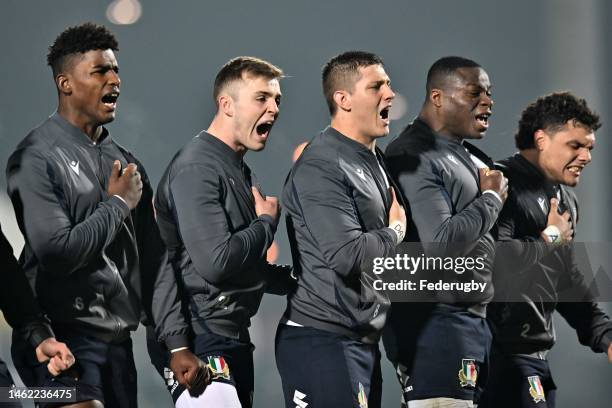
[68,160,80,176]
[355,168,366,180]
[446,154,458,165]
[537,196,547,214]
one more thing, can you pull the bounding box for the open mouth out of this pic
[475,112,491,129]
[101,92,119,108]
[379,106,391,123]
[566,165,584,176]
[256,121,274,136]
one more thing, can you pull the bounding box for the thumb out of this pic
[47,360,61,377]
[251,186,264,202]
[123,163,137,177]
[389,187,398,203]
[550,198,558,211]
[57,347,74,366]
[174,367,188,387]
[50,355,68,372]
[110,160,121,180]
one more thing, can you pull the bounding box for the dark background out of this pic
[0,0,610,406]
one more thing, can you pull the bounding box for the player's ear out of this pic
[57,73,71,95]
[430,88,442,108]
[333,90,351,112]
[218,94,234,117]
[534,129,547,151]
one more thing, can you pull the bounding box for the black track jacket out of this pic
[282,126,400,344]
[488,153,612,355]
[384,118,502,310]
[155,132,294,342]
[6,113,185,346]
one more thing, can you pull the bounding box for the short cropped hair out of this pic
[213,56,283,105]
[322,51,384,115]
[425,56,481,94]
[47,22,118,77]
[515,92,602,149]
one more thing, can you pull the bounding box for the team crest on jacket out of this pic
[458,359,477,387]
[207,356,230,380]
[357,382,368,408]
[528,375,546,403]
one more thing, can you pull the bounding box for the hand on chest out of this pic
[55,144,129,209]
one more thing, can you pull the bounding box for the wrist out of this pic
[388,220,406,244]
[542,225,562,244]
[482,189,503,204]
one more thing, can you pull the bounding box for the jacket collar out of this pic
[196,131,243,168]
[50,112,112,147]
[323,126,377,155]
[409,118,490,182]
[411,117,461,147]
[511,153,559,196]
[411,118,491,162]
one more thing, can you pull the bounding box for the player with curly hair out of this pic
[480,92,612,407]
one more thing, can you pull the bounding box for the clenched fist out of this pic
[479,168,508,203]
[107,160,143,210]
[252,186,280,223]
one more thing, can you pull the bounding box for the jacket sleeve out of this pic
[131,162,191,350]
[263,263,296,295]
[169,163,275,285]
[6,148,130,276]
[394,155,502,255]
[556,245,612,354]
[0,227,54,348]
[557,301,612,354]
[287,158,397,277]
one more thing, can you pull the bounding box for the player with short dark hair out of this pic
[425,56,481,93]
[321,50,385,115]
[213,56,283,105]
[480,92,611,408]
[383,56,507,407]
[155,56,294,407]
[276,50,406,408]
[6,22,201,408]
